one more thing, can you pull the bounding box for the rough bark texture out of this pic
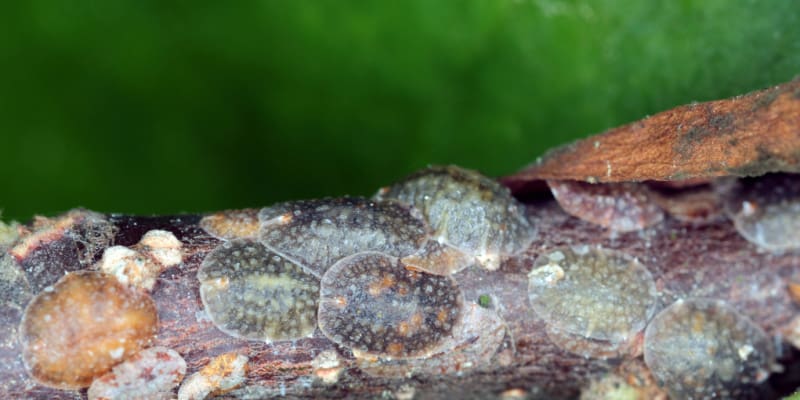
[502,76,800,194]
[1,200,799,399]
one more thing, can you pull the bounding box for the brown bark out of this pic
[502,76,800,195]
[1,201,799,399]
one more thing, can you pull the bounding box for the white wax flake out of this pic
[108,347,124,360]
[139,229,183,267]
[88,347,186,400]
[178,353,248,400]
[97,245,159,291]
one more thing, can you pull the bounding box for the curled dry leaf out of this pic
[503,77,800,193]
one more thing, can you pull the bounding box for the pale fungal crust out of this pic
[97,246,161,291]
[547,180,665,232]
[318,252,463,359]
[644,298,774,399]
[178,353,248,400]
[97,230,182,291]
[19,271,158,389]
[88,346,186,400]
[198,239,320,341]
[137,229,183,268]
[527,246,657,358]
[718,174,800,251]
[199,209,261,240]
[376,165,534,270]
[258,197,429,276]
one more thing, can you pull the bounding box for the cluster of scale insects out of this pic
[198,165,533,359]
[10,165,798,399]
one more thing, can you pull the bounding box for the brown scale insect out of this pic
[547,180,665,232]
[19,271,158,389]
[318,252,463,358]
[258,197,429,276]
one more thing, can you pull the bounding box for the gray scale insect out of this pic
[197,239,320,342]
[527,246,657,357]
[644,298,774,399]
[375,165,534,270]
[258,197,429,277]
[318,252,463,358]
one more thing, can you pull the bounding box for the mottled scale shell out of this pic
[318,252,463,358]
[198,239,320,341]
[258,197,429,276]
[527,246,657,357]
[376,165,533,269]
[644,298,774,399]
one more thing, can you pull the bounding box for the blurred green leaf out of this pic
[1,0,799,221]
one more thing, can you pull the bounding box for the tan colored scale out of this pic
[318,252,463,358]
[199,209,261,240]
[19,271,158,389]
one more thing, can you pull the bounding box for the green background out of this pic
[2,0,799,222]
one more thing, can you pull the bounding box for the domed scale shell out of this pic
[718,173,800,251]
[547,180,664,232]
[376,165,534,270]
[258,197,429,276]
[318,252,463,358]
[527,246,658,357]
[19,271,158,389]
[644,298,774,399]
[198,239,320,342]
